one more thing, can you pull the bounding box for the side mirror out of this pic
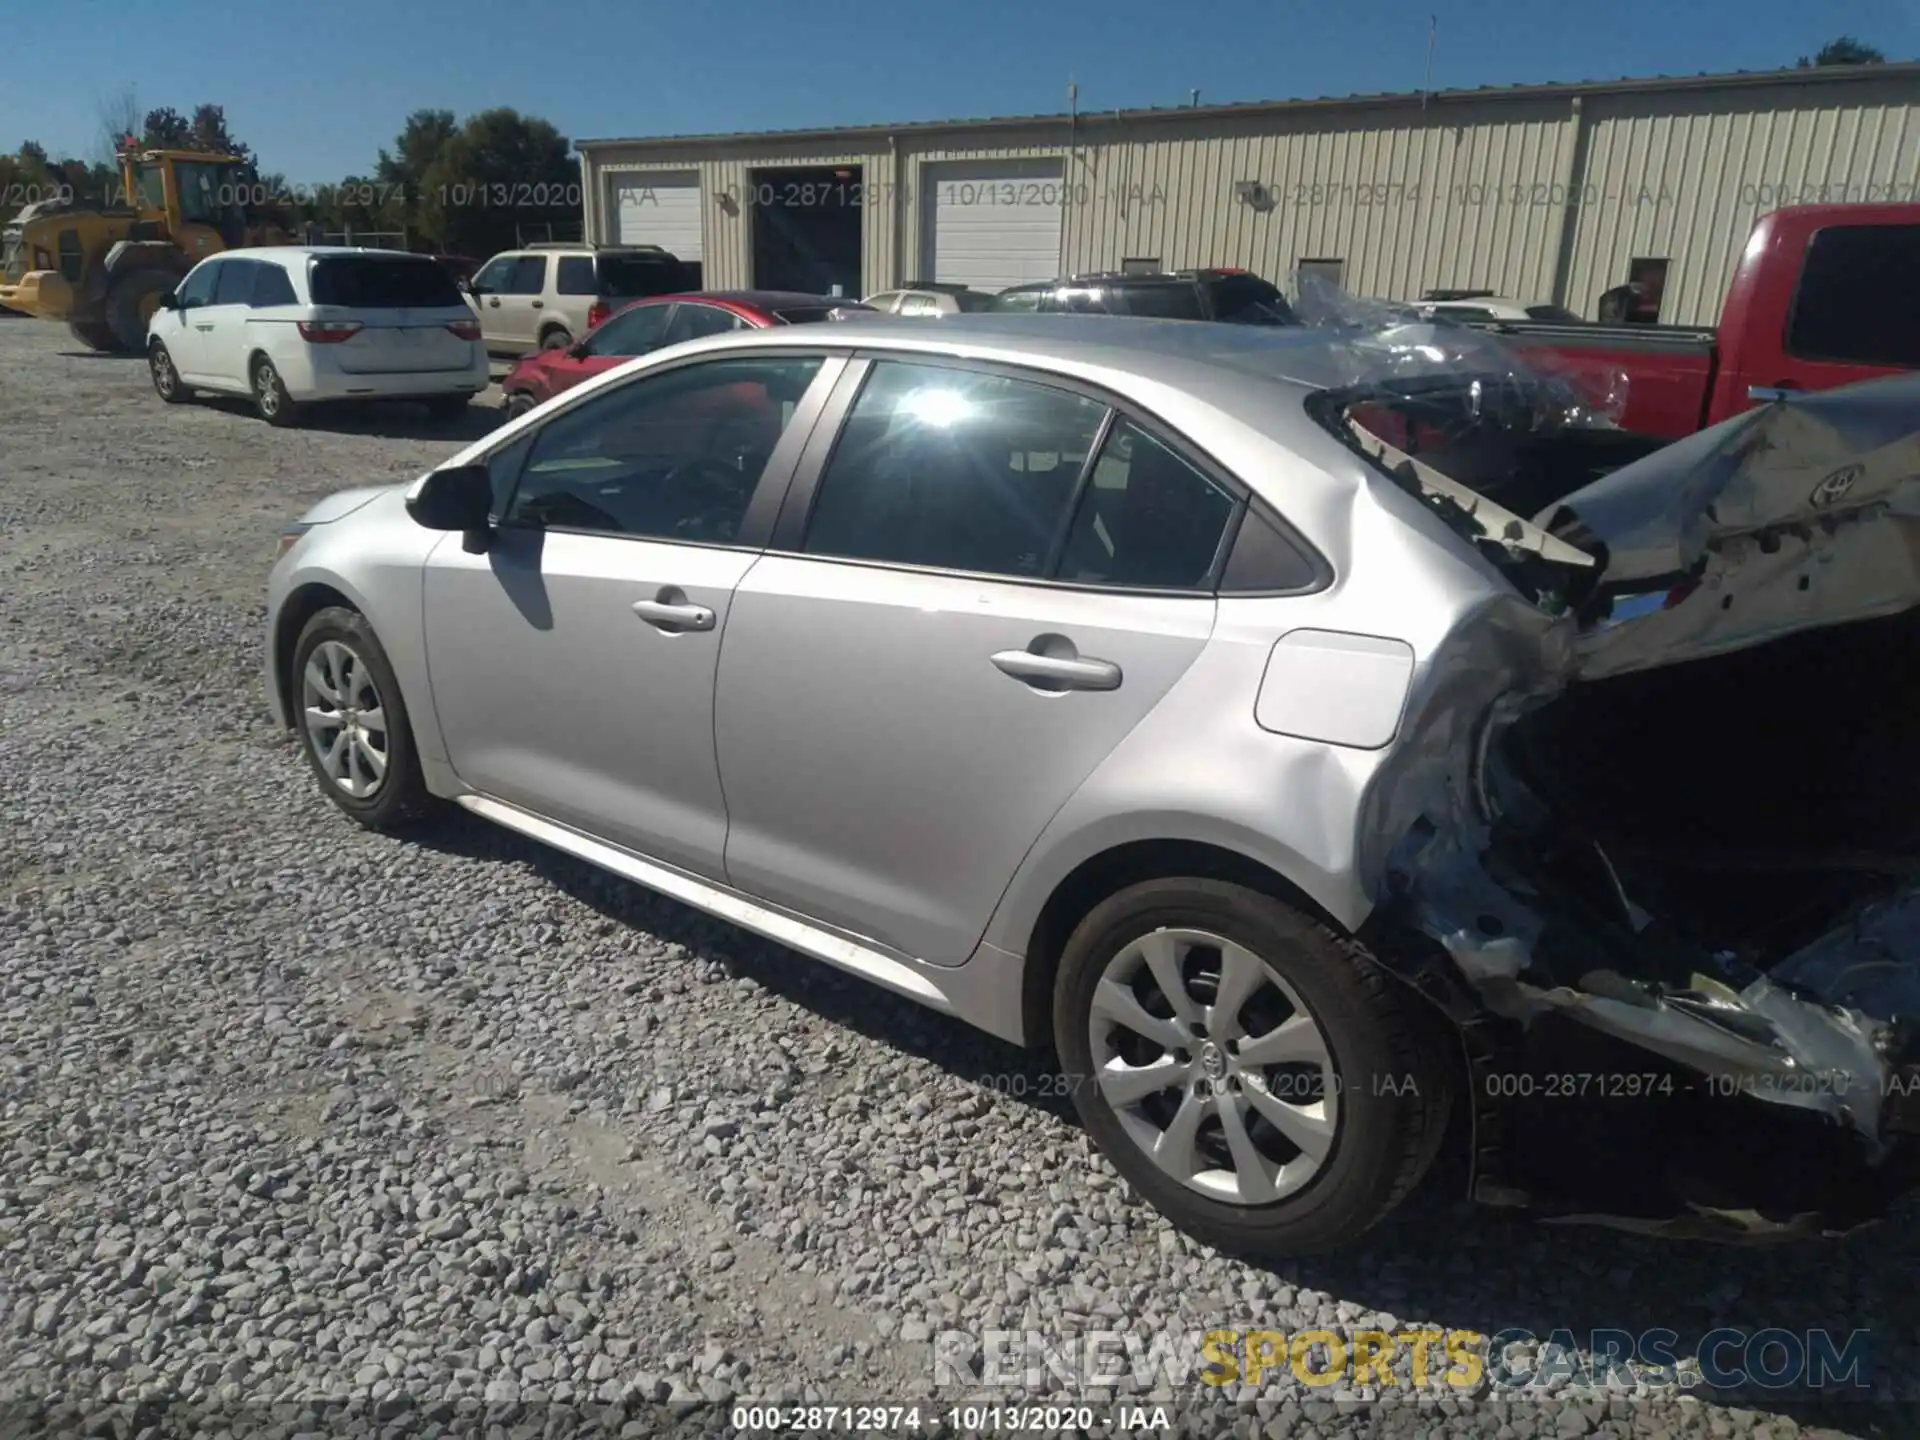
[406,464,494,552]
[458,276,475,293]
[158,290,180,311]
[566,340,590,360]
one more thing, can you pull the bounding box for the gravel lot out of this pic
[0,315,1914,1440]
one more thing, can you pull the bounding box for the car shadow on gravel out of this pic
[195,395,504,441]
[55,350,145,360]
[406,809,1917,1436]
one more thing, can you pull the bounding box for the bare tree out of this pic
[94,85,142,165]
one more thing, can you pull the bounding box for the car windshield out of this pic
[309,256,464,308]
[597,255,690,298]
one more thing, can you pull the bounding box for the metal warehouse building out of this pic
[576,62,1920,326]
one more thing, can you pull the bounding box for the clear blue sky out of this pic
[5,0,1914,182]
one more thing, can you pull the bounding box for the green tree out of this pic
[421,107,580,256]
[376,108,459,247]
[1797,36,1886,66]
[140,107,192,148]
[189,104,255,163]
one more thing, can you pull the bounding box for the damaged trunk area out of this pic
[1330,364,1920,1235]
[1475,606,1920,1233]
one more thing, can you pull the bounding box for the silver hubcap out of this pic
[300,640,388,798]
[152,352,173,393]
[1088,927,1339,1205]
[257,367,278,414]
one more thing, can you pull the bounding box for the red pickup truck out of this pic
[1467,204,1920,439]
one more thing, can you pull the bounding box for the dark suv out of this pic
[987,268,1296,324]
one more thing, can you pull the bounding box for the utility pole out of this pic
[1422,15,1437,109]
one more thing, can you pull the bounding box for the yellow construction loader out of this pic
[0,144,297,351]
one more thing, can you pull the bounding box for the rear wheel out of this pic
[539,326,572,352]
[66,318,121,352]
[1054,878,1453,1257]
[148,341,189,403]
[107,269,177,351]
[251,355,301,427]
[291,607,431,830]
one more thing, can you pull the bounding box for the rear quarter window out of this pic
[250,264,298,307]
[1787,224,1920,368]
[596,255,691,299]
[309,257,465,309]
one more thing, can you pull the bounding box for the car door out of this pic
[421,349,843,878]
[195,258,261,387]
[468,255,516,350]
[166,260,223,379]
[496,255,550,353]
[713,357,1237,966]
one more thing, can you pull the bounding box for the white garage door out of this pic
[608,170,703,261]
[921,159,1063,291]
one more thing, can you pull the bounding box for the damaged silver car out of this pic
[265,308,1920,1256]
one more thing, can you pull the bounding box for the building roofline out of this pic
[574,61,1920,152]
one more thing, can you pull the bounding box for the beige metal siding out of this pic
[1567,77,1920,324]
[578,68,1920,323]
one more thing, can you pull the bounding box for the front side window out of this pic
[583,302,674,357]
[802,361,1108,578]
[1788,225,1920,367]
[505,256,548,296]
[131,164,167,211]
[470,256,514,294]
[177,261,221,309]
[1055,419,1237,588]
[212,259,257,306]
[504,356,825,544]
[174,163,227,225]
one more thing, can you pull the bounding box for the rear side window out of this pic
[250,264,298,307]
[771,305,847,324]
[1115,284,1204,320]
[1788,225,1920,367]
[310,257,465,308]
[804,361,1108,578]
[1209,275,1295,324]
[1056,419,1237,588]
[988,289,1043,313]
[597,254,690,299]
[214,259,257,305]
[663,304,740,344]
[556,256,596,295]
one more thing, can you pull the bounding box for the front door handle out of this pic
[991,648,1122,692]
[531,299,544,309]
[194,323,214,331]
[632,593,715,633]
[488,298,501,308]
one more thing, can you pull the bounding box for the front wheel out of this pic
[1054,878,1453,1257]
[148,342,189,403]
[290,607,431,830]
[503,390,537,420]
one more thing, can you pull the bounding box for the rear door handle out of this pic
[632,594,715,633]
[990,648,1122,692]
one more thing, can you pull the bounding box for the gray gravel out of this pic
[0,316,1912,1439]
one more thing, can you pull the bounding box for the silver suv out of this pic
[464,243,692,355]
[264,315,1920,1254]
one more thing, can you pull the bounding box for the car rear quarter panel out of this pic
[978,422,1520,962]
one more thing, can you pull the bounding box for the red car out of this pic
[500,290,871,417]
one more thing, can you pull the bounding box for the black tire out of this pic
[67,318,121,352]
[1054,878,1454,1258]
[503,390,537,420]
[251,355,302,427]
[148,341,189,403]
[290,607,432,831]
[423,394,470,422]
[539,326,572,352]
[107,269,177,351]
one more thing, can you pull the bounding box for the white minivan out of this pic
[146,248,490,426]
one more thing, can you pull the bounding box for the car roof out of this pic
[213,246,429,267]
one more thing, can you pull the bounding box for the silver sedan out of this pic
[265,314,1920,1254]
